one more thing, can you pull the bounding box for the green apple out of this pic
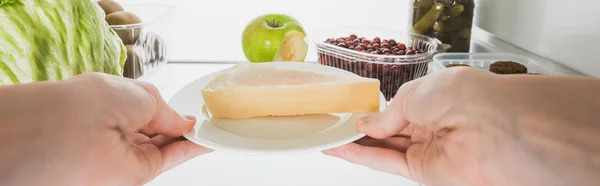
[242,14,307,63]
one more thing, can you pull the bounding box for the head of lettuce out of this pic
[0,0,127,85]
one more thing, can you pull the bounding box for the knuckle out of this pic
[81,72,111,81]
[137,81,160,97]
[136,81,161,112]
[444,66,487,83]
[73,72,115,88]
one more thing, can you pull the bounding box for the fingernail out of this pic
[357,116,373,125]
[183,115,196,121]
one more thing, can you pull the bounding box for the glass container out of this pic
[409,0,475,52]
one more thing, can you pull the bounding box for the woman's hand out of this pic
[0,73,211,186]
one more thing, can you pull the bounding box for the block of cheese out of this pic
[202,63,381,119]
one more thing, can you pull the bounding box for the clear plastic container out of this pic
[104,3,173,79]
[311,27,444,101]
[432,53,565,75]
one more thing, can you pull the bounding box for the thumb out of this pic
[358,80,421,139]
[138,81,197,137]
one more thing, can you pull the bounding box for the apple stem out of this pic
[270,18,280,28]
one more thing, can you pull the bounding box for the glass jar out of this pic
[409,0,475,52]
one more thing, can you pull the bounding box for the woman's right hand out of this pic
[325,67,600,186]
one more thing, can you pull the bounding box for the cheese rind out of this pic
[202,63,381,119]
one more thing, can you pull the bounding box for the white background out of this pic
[121,0,412,62]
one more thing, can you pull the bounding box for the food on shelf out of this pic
[202,63,381,119]
[445,64,471,68]
[122,32,167,79]
[413,3,445,35]
[96,0,169,79]
[323,35,425,55]
[411,0,475,52]
[123,45,143,79]
[136,33,167,65]
[105,11,143,44]
[489,61,528,74]
[317,34,433,101]
[97,0,124,15]
[242,14,307,63]
[272,30,308,62]
[0,0,126,85]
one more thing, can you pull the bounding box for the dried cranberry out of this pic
[406,50,416,55]
[337,43,347,48]
[389,39,397,46]
[366,44,374,50]
[349,45,355,50]
[382,39,389,44]
[382,48,391,54]
[373,37,381,43]
[397,50,406,55]
[345,41,353,46]
[349,34,358,40]
[358,44,367,49]
[353,39,360,45]
[381,43,390,49]
[355,46,364,51]
[373,43,380,50]
[361,39,370,45]
[397,44,407,50]
[370,51,378,54]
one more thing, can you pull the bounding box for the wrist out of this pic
[0,81,72,185]
[492,75,600,185]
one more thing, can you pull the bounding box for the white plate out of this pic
[169,62,387,155]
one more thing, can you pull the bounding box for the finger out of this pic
[358,80,422,139]
[396,124,416,138]
[130,142,162,184]
[159,140,213,173]
[151,135,185,148]
[356,137,412,153]
[323,143,412,179]
[139,127,158,138]
[136,81,197,137]
[126,133,152,144]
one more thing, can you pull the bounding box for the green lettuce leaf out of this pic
[0,0,126,85]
